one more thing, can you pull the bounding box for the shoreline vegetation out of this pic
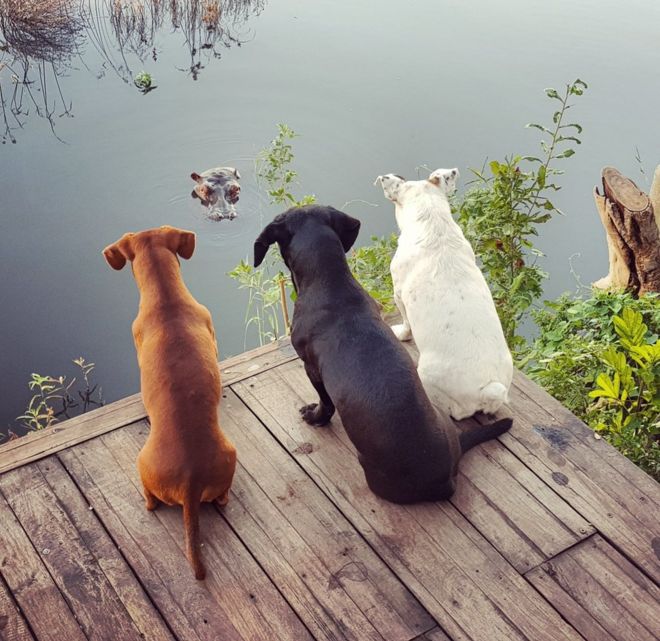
[1,24,657,478]
[228,81,659,480]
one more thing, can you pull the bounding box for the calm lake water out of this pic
[1,0,659,434]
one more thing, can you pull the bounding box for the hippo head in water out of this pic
[191,166,241,220]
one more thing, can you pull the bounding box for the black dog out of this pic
[254,205,512,503]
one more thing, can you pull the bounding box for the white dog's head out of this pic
[373,173,406,203]
[375,168,460,205]
[428,168,459,196]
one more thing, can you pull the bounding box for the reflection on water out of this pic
[0,0,265,143]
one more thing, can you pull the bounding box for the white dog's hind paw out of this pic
[391,323,412,341]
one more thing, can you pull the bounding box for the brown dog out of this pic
[103,225,236,580]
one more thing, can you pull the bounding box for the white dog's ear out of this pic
[375,174,405,203]
[429,168,459,196]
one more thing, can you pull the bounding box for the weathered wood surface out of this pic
[232,361,586,641]
[59,422,312,641]
[1,336,659,641]
[527,535,660,641]
[0,337,296,475]
[0,486,89,641]
[0,573,35,641]
[507,371,660,584]
[219,389,434,641]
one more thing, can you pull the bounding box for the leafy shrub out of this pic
[455,79,587,352]
[523,292,659,478]
[3,357,104,441]
[347,234,397,313]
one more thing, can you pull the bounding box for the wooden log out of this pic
[593,166,660,294]
[650,164,660,230]
[592,188,633,290]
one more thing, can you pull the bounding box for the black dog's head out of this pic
[253,205,361,268]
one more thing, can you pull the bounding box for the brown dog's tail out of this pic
[183,489,205,580]
[458,416,513,454]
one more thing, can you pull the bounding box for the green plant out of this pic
[227,257,290,347]
[347,234,397,313]
[523,292,659,478]
[455,79,587,352]
[256,123,316,207]
[13,357,104,433]
[133,70,154,92]
[587,308,659,477]
[228,124,316,346]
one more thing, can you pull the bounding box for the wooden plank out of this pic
[231,362,584,641]
[0,459,162,641]
[390,337,595,572]
[526,535,660,641]
[451,436,594,573]
[411,628,451,641]
[0,575,35,641]
[0,488,88,641]
[239,360,593,573]
[59,421,313,641]
[513,370,660,505]
[219,389,435,641]
[0,338,296,475]
[500,379,660,583]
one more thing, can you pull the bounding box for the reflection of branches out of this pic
[108,0,265,80]
[0,0,79,144]
[0,0,266,144]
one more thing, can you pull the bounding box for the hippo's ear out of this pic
[176,230,196,259]
[191,172,202,182]
[327,208,361,253]
[254,218,287,267]
[232,168,241,180]
[103,234,134,270]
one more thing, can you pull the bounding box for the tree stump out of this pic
[593,166,660,295]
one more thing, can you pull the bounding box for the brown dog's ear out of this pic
[254,218,286,267]
[103,234,134,270]
[327,208,361,253]
[102,243,127,270]
[176,230,196,259]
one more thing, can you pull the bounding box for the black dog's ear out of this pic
[327,208,361,253]
[254,218,287,267]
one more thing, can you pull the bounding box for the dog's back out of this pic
[103,226,236,579]
[283,212,510,503]
[381,174,513,419]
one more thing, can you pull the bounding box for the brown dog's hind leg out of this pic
[144,487,160,511]
[215,490,230,508]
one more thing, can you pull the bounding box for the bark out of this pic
[593,166,660,295]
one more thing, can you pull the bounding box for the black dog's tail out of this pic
[458,416,513,454]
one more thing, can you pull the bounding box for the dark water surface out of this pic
[1,0,659,432]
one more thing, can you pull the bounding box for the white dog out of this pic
[374,168,513,419]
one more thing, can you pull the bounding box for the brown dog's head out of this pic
[103,225,196,270]
[253,205,361,268]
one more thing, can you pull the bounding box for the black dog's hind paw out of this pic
[299,403,332,426]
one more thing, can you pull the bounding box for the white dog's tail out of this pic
[479,381,509,415]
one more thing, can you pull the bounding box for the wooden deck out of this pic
[0,337,658,641]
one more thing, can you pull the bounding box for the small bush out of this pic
[523,292,659,479]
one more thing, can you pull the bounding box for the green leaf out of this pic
[544,88,561,100]
[525,123,552,133]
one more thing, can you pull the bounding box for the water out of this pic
[1,0,659,433]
